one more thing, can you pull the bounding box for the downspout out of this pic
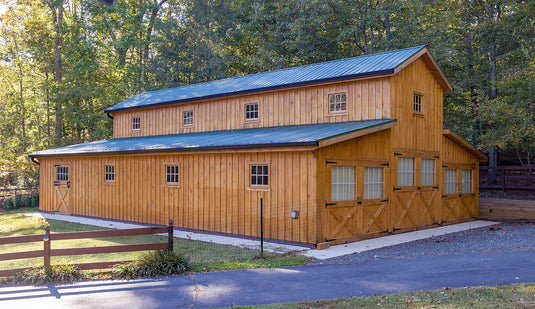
[106,112,113,119]
[30,156,40,165]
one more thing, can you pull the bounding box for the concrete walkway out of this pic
[25,212,498,259]
[1,250,534,308]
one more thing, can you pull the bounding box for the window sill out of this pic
[244,119,260,123]
[247,186,270,192]
[412,112,424,118]
[326,112,348,117]
[164,184,181,188]
[104,181,115,185]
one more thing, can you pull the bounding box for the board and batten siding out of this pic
[38,150,318,244]
[112,77,392,138]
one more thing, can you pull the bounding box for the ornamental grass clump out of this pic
[114,250,191,279]
[11,264,84,285]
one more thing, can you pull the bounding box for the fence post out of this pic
[168,219,174,251]
[44,226,51,267]
[260,198,264,258]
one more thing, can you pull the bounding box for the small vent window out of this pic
[166,165,179,185]
[132,117,141,130]
[183,111,193,126]
[105,165,115,182]
[329,93,347,113]
[251,165,268,186]
[413,94,422,113]
[245,103,259,121]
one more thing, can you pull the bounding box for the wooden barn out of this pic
[30,45,486,248]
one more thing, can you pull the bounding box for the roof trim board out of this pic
[105,45,451,113]
[443,129,487,161]
[30,119,397,158]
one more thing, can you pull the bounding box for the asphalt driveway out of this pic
[1,250,534,308]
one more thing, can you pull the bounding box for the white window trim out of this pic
[327,91,348,115]
[182,110,194,127]
[244,102,260,122]
[132,116,141,131]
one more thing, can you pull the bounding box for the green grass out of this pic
[0,209,309,279]
[232,283,535,308]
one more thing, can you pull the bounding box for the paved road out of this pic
[1,250,534,309]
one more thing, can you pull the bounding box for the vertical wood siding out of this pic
[112,78,391,138]
[38,151,317,244]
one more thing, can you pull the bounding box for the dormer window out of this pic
[132,117,141,130]
[183,110,194,126]
[328,93,347,113]
[413,93,422,113]
[245,103,259,121]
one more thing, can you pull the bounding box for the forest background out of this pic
[0,0,533,188]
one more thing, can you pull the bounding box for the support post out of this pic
[44,226,51,267]
[168,218,174,251]
[260,198,264,258]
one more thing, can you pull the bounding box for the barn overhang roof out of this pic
[105,45,451,114]
[29,119,397,158]
[443,129,488,161]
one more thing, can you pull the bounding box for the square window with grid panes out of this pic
[462,169,472,193]
[445,169,457,194]
[331,166,355,201]
[250,165,268,186]
[245,103,259,121]
[104,165,115,182]
[183,111,193,126]
[132,117,140,130]
[421,159,436,186]
[397,157,414,186]
[166,165,179,185]
[329,93,347,113]
[413,94,422,113]
[364,167,384,199]
[56,166,69,181]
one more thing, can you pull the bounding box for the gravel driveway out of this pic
[311,219,535,265]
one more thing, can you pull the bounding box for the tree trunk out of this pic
[50,1,64,139]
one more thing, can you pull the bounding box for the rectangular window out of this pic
[251,165,268,186]
[132,117,140,130]
[421,159,436,186]
[56,166,69,181]
[364,167,384,199]
[329,93,347,113]
[397,157,414,186]
[331,166,355,201]
[445,169,457,195]
[462,169,472,193]
[183,110,193,126]
[413,94,422,113]
[166,165,180,185]
[104,165,115,182]
[245,103,259,121]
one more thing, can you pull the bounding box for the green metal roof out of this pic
[29,119,396,157]
[105,46,428,113]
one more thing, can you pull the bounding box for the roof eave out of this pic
[318,119,397,148]
[443,129,487,161]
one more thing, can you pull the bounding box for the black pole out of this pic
[260,198,264,258]
[168,218,174,251]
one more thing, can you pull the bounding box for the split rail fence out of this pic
[0,219,174,277]
[479,166,535,190]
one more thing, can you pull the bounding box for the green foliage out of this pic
[114,249,191,279]
[3,192,39,209]
[10,265,84,285]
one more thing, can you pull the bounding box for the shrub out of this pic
[3,197,15,210]
[2,192,39,210]
[114,250,191,279]
[12,265,84,285]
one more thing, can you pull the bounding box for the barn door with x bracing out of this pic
[324,160,389,244]
[53,164,71,215]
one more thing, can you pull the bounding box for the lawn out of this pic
[0,209,309,277]
[233,283,535,309]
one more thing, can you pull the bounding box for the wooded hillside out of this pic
[0,0,533,187]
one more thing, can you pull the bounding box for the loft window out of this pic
[56,166,69,181]
[245,103,259,121]
[331,166,355,201]
[329,93,347,113]
[183,110,193,126]
[364,167,384,199]
[251,164,268,186]
[166,164,180,185]
[445,169,457,194]
[104,165,115,182]
[132,117,141,130]
[413,93,422,113]
[421,159,436,186]
[461,169,473,193]
[397,157,414,186]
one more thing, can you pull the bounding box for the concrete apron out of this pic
[25,213,498,259]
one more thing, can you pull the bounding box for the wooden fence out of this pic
[0,219,174,277]
[479,166,535,190]
[479,198,535,220]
